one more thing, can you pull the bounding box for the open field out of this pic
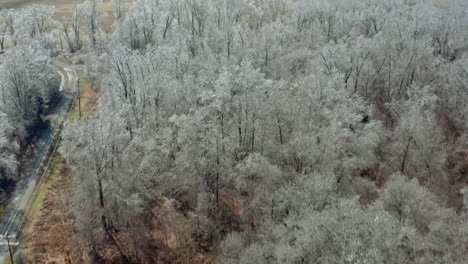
[0,0,84,21]
[0,0,123,31]
[0,0,79,9]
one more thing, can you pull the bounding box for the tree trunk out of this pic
[98,179,107,230]
[401,136,412,173]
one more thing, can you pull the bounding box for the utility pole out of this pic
[6,235,14,264]
[59,33,64,54]
[77,78,82,119]
[0,234,18,264]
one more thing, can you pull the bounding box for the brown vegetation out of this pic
[20,159,85,264]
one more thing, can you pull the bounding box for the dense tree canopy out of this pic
[57,0,468,262]
[1,0,467,263]
[0,37,58,181]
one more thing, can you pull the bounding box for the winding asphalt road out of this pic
[0,59,77,262]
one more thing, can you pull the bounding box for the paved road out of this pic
[0,59,77,262]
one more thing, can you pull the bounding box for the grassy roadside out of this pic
[12,152,67,264]
[67,72,87,121]
[28,155,64,212]
[18,153,75,264]
[68,71,98,121]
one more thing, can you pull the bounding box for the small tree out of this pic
[383,172,438,232]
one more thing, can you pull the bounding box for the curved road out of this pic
[0,59,77,262]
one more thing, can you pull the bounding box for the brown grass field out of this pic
[0,0,123,31]
[0,0,84,20]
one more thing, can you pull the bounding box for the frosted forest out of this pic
[0,0,467,263]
